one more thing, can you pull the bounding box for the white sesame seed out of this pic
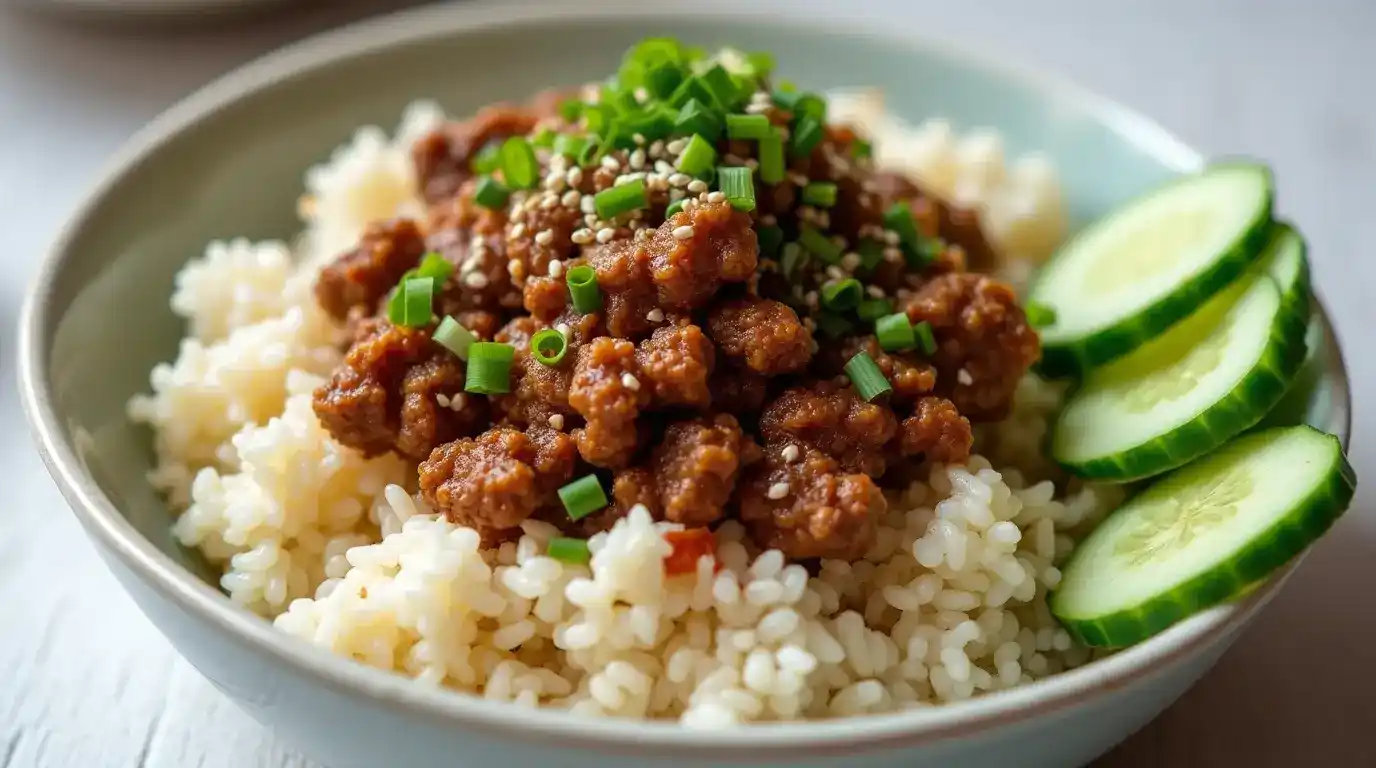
[744,102,772,115]
[687,179,708,193]
[581,196,597,214]
[436,393,451,407]
[649,140,666,157]
[461,256,481,274]
[767,482,791,500]
[556,322,571,336]
[548,414,565,430]
[544,171,566,191]
[817,212,832,229]
[673,225,696,241]
[449,394,466,412]
[668,173,691,187]
[548,260,565,278]
[804,291,819,309]
[549,154,569,173]
[629,149,647,170]
[707,191,726,203]
[750,90,773,104]
[540,194,559,210]
[584,214,600,227]
[825,265,845,281]
[621,373,641,391]
[654,160,675,175]
[567,167,584,187]
[958,369,974,386]
[600,154,621,170]
[668,188,686,202]
[510,222,527,239]
[781,444,800,463]
[464,272,489,289]
[789,172,809,187]
[635,228,653,242]
[841,253,861,271]
[884,247,904,264]
[561,190,581,207]
[596,227,617,244]
[866,285,886,299]
[666,138,688,154]
[646,308,665,323]
[646,176,669,192]
[535,230,555,246]
[508,258,523,276]
[761,214,778,226]
[884,230,901,246]
[571,228,594,245]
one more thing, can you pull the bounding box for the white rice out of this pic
[130,97,1122,724]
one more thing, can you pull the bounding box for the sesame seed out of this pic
[884,247,904,264]
[958,369,974,386]
[540,194,559,210]
[750,90,772,105]
[666,138,688,154]
[470,235,487,250]
[668,173,691,187]
[647,176,669,192]
[556,322,571,336]
[567,167,584,187]
[789,172,809,186]
[761,214,778,226]
[533,229,554,246]
[781,444,800,463]
[544,171,566,192]
[866,285,886,299]
[817,211,832,229]
[460,256,481,274]
[654,160,675,174]
[549,154,569,173]
[436,393,451,407]
[548,260,565,278]
[561,190,581,207]
[621,373,641,391]
[548,414,566,430]
[635,229,652,242]
[673,225,696,241]
[510,223,527,239]
[584,214,600,228]
[649,140,666,157]
[707,191,726,203]
[825,265,845,281]
[668,189,686,202]
[745,102,772,115]
[646,308,665,323]
[884,230,901,246]
[571,228,594,245]
[596,227,617,244]
[804,291,819,309]
[687,179,708,193]
[580,196,597,214]
[629,149,647,169]
[767,482,791,500]
[841,253,861,271]
[450,395,466,412]
[600,155,621,171]
[464,272,489,289]
[508,258,523,277]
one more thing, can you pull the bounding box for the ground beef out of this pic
[492,316,579,429]
[759,382,898,477]
[312,321,486,459]
[635,322,715,409]
[507,201,583,282]
[523,276,569,322]
[431,228,521,316]
[652,415,759,527]
[707,297,812,375]
[453,310,503,341]
[897,396,973,464]
[418,426,576,541]
[569,337,651,468]
[822,335,938,405]
[651,201,758,308]
[873,171,998,272]
[314,219,426,322]
[584,237,660,339]
[738,445,885,561]
[905,273,1039,421]
[709,362,770,418]
[412,105,541,204]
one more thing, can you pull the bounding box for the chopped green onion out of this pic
[415,252,453,283]
[618,108,675,143]
[744,51,775,78]
[914,320,937,356]
[776,79,797,94]
[844,352,892,402]
[387,276,435,328]
[780,242,807,279]
[815,313,854,340]
[464,342,515,395]
[717,166,756,212]
[774,90,826,122]
[577,139,602,167]
[582,103,613,136]
[798,226,843,264]
[856,239,887,275]
[674,99,723,143]
[875,313,917,352]
[801,182,837,208]
[698,65,741,110]
[726,113,772,140]
[531,127,557,149]
[594,179,648,220]
[668,76,718,111]
[757,225,784,259]
[553,134,588,159]
[530,328,570,367]
[434,316,476,360]
[883,202,936,268]
[757,130,785,184]
[565,264,603,314]
[821,278,862,311]
[558,99,583,123]
[500,137,539,190]
[789,116,823,158]
[547,536,591,565]
[665,199,686,218]
[1026,301,1058,328]
[676,133,717,176]
[851,139,873,160]
[857,297,893,323]
[474,176,510,210]
[646,63,686,100]
[558,475,609,521]
[470,144,501,174]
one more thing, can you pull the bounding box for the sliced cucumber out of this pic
[1259,221,1310,312]
[1051,237,1309,481]
[1051,425,1355,647]
[1031,163,1274,376]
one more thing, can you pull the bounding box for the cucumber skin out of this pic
[1054,280,1310,482]
[1036,163,1276,378]
[1052,426,1355,648]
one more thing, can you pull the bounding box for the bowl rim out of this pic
[16,0,1353,758]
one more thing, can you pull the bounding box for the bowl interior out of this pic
[33,3,1347,710]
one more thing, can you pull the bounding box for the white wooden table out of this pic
[2,1,1373,765]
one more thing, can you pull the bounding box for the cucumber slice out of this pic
[1051,425,1355,647]
[1259,221,1310,312]
[1052,247,1308,481]
[1031,163,1274,376]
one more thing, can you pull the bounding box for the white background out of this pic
[2,1,1373,765]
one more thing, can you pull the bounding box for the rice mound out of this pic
[131,98,1123,724]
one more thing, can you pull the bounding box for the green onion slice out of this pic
[857,297,893,323]
[698,65,741,110]
[798,226,843,264]
[674,99,723,144]
[780,242,808,279]
[665,199,686,218]
[677,133,717,177]
[500,137,539,189]
[415,252,453,283]
[717,166,756,212]
[801,181,837,208]
[530,328,570,367]
[387,276,435,328]
[914,320,938,356]
[726,113,772,140]
[815,313,854,340]
[553,134,588,159]
[856,239,887,275]
[474,176,510,210]
[471,144,501,174]
[593,179,648,220]
[434,316,477,360]
[559,475,609,521]
[821,278,862,311]
[844,352,893,402]
[565,264,603,314]
[875,312,917,352]
[789,115,824,158]
[464,342,515,395]
[547,536,592,565]
[758,130,785,184]
[774,90,827,122]
[757,225,784,259]
[1025,301,1058,328]
[531,128,557,149]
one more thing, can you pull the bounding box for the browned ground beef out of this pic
[310,80,1042,558]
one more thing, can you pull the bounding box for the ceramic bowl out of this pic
[17,2,1351,767]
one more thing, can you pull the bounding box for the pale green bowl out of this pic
[17,2,1350,767]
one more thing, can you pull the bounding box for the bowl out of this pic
[16,2,1352,767]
